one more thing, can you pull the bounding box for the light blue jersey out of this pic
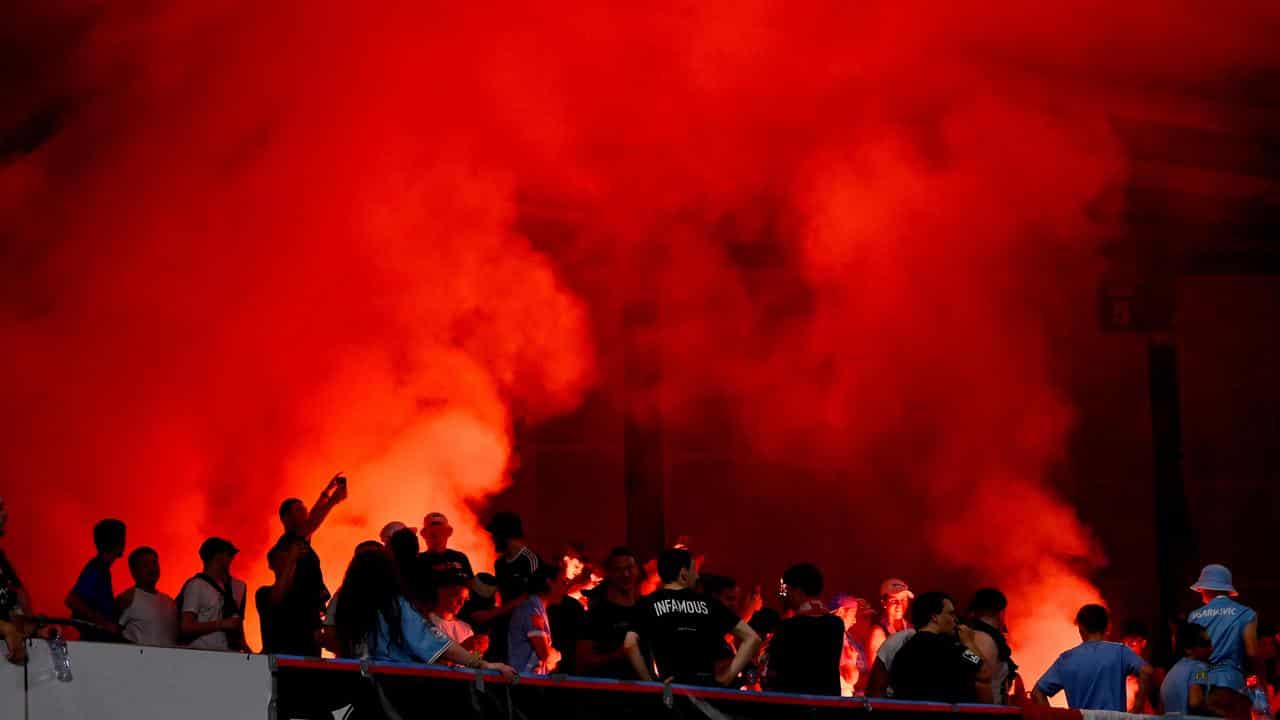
[1034,641,1146,711]
[508,595,552,675]
[369,596,451,664]
[1161,656,1210,714]
[1188,596,1256,693]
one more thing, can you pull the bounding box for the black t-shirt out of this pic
[765,613,845,696]
[494,547,540,600]
[583,597,643,679]
[547,596,587,674]
[634,588,741,685]
[0,550,22,622]
[890,630,983,703]
[256,585,321,657]
[485,547,542,663]
[275,533,330,625]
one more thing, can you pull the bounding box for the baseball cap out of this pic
[472,572,499,599]
[199,537,239,563]
[435,569,471,588]
[832,593,873,613]
[379,521,415,544]
[1190,564,1238,595]
[880,578,914,598]
[424,512,451,528]
[485,511,523,539]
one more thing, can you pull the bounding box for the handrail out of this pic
[273,655,1025,713]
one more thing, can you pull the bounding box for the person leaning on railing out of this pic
[1031,603,1152,712]
[65,518,127,642]
[331,545,515,677]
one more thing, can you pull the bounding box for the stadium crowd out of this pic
[0,482,1275,719]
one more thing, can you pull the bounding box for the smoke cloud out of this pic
[3,0,1276,681]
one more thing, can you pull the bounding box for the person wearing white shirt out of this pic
[429,572,487,656]
[117,547,177,647]
[865,628,917,697]
[178,537,247,651]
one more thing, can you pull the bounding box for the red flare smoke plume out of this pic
[3,1,1277,685]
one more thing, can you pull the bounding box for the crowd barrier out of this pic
[0,640,1189,720]
[2,639,270,720]
[274,655,1030,720]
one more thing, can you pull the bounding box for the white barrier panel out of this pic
[1,640,24,719]
[11,640,272,720]
[1081,712,1219,720]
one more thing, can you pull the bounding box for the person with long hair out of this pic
[332,547,514,676]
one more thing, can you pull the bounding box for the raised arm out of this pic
[303,474,347,537]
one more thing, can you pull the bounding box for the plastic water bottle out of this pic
[1248,677,1271,720]
[47,629,73,682]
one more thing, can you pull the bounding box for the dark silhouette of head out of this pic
[657,547,696,588]
[1075,604,1109,638]
[94,518,127,561]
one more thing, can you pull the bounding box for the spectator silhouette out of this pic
[578,547,642,679]
[765,563,845,696]
[117,547,177,647]
[1188,564,1265,720]
[1161,621,1213,715]
[66,518,126,641]
[274,474,348,657]
[331,547,513,675]
[890,591,990,703]
[178,537,247,652]
[968,588,1018,705]
[1032,604,1152,711]
[0,497,30,664]
[624,548,761,686]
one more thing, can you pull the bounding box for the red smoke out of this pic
[2,0,1276,683]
